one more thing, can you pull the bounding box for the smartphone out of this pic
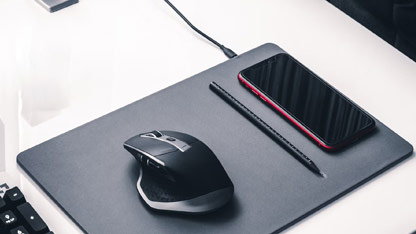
[238,53,375,150]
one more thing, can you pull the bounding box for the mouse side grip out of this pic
[160,142,233,194]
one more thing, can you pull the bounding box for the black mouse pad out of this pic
[17,43,413,234]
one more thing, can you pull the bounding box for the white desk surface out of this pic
[1,0,415,233]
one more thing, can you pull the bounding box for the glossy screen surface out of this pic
[241,54,374,146]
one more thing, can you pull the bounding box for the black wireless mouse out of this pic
[123,130,234,214]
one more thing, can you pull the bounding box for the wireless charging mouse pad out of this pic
[17,43,413,234]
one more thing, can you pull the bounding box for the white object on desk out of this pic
[0,45,20,179]
[19,17,71,126]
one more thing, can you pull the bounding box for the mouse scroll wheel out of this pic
[142,131,163,138]
[151,131,163,137]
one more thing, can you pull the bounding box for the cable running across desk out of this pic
[163,0,237,59]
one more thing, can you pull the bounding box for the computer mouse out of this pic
[123,130,234,214]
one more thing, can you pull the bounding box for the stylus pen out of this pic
[209,81,326,178]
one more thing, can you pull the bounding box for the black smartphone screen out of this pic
[240,53,375,148]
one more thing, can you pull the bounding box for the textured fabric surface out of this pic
[329,0,416,61]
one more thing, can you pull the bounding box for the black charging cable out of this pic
[164,0,238,59]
